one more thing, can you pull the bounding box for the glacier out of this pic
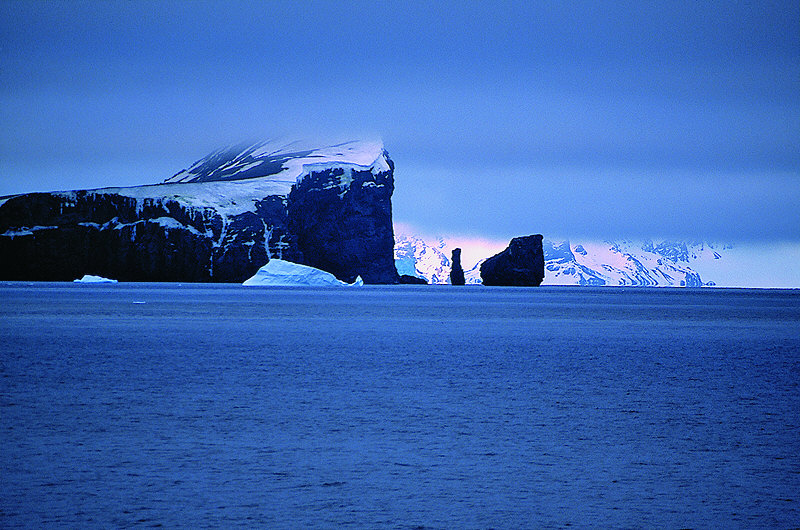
[242,259,363,287]
[541,240,704,287]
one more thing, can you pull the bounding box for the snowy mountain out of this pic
[394,234,451,284]
[165,139,391,187]
[394,232,735,287]
[542,240,707,286]
[394,233,489,285]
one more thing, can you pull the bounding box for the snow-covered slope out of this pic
[463,260,484,285]
[165,139,390,186]
[393,233,494,285]
[394,234,451,284]
[242,259,363,286]
[543,240,706,286]
[12,141,392,221]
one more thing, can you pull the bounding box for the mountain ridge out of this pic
[394,233,733,287]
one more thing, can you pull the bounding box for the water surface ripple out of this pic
[1,284,798,527]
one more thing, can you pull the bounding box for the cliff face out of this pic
[0,140,399,283]
[287,164,397,284]
[480,234,545,286]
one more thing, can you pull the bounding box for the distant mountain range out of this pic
[394,233,737,287]
[539,239,723,287]
[394,235,452,284]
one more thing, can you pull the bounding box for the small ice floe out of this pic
[73,274,118,283]
[242,259,363,287]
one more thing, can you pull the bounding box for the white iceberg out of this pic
[74,274,118,283]
[242,259,363,287]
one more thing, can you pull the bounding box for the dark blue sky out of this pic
[1,1,798,241]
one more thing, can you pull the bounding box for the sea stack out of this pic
[480,234,545,286]
[450,248,465,285]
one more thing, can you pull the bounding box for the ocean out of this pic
[1,283,798,528]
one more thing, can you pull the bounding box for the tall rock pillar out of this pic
[450,248,465,285]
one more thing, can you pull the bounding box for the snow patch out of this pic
[84,180,291,218]
[165,139,389,189]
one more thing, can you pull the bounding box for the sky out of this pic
[1,0,798,245]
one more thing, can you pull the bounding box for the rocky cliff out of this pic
[0,140,399,283]
[480,234,545,286]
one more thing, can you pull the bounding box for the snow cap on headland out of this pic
[165,139,390,186]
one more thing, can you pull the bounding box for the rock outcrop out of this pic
[480,234,545,286]
[449,248,465,285]
[0,140,400,283]
[398,274,427,285]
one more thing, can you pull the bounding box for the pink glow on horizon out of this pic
[394,222,509,268]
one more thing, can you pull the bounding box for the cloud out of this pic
[1,1,798,243]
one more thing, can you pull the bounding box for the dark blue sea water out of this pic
[1,283,798,528]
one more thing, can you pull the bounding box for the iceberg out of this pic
[74,274,118,283]
[242,259,363,287]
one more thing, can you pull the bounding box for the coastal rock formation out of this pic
[449,248,465,285]
[480,234,545,286]
[0,140,399,284]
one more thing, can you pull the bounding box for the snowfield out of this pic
[165,139,389,185]
[45,140,391,219]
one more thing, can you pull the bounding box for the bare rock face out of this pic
[398,274,427,285]
[480,234,545,286]
[0,140,400,283]
[287,165,397,284]
[449,248,465,285]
